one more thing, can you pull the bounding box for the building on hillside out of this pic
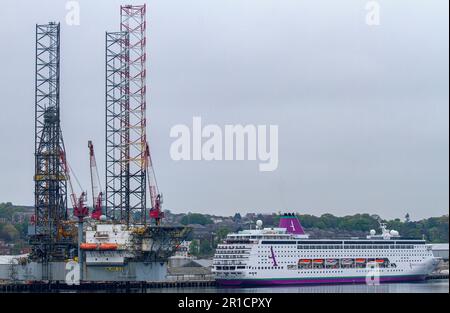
[187,224,210,238]
[429,243,449,260]
[211,217,223,224]
[175,241,191,258]
[12,212,34,224]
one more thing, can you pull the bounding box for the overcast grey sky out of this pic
[0,0,448,220]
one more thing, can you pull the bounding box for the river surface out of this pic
[150,279,448,293]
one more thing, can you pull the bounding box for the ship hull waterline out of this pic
[216,274,427,287]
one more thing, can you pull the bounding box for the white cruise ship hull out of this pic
[215,258,437,286]
[213,215,440,287]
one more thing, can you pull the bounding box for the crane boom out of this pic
[145,142,164,225]
[59,150,88,218]
[60,150,77,210]
[88,140,103,220]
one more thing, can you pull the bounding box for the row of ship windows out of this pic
[216,247,428,253]
[216,266,409,272]
[259,247,426,252]
[213,254,429,261]
[215,264,413,272]
[290,268,404,274]
[296,245,416,250]
[217,266,410,272]
[316,254,424,256]
[215,251,250,255]
[227,236,290,240]
[256,258,420,263]
[222,240,426,245]
[255,258,424,265]
[214,255,248,259]
[216,246,249,250]
[261,241,425,245]
[294,269,406,273]
[257,251,428,255]
[236,237,418,243]
[257,253,427,257]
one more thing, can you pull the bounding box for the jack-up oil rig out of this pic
[0,4,189,283]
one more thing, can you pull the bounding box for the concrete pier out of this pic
[0,279,216,293]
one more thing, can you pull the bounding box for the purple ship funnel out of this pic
[278,213,305,235]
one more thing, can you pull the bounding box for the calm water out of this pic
[150,279,448,293]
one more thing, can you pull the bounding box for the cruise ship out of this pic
[213,213,439,286]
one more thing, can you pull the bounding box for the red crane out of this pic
[60,147,87,279]
[59,150,88,219]
[145,142,164,225]
[88,141,103,220]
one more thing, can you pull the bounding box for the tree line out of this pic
[1,202,448,257]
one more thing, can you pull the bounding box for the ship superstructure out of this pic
[213,214,439,286]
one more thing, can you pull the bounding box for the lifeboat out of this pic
[341,259,354,265]
[313,259,324,264]
[375,259,385,263]
[299,259,311,264]
[325,259,337,265]
[355,258,366,263]
[80,243,98,250]
[99,243,118,251]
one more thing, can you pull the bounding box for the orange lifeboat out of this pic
[299,259,311,264]
[313,259,324,264]
[99,243,118,251]
[375,259,385,263]
[356,258,366,263]
[80,243,98,250]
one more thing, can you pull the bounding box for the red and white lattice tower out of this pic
[120,4,147,225]
[106,4,158,226]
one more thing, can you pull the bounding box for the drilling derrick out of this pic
[31,23,75,274]
[105,31,130,223]
[106,5,147,226]
[120,4,147,226]
[0,5,191,284]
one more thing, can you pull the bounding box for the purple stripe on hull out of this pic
[216,275,427,287]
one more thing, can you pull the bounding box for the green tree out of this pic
[320,213,339,229]
[0,202,15,220]
[189,240,200,256]
[14,222,29,238]
[199,239,213,256]
[405,213,410,223]
[216,227,231,241]
[180,213,213,226]
[0,224,20,241]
